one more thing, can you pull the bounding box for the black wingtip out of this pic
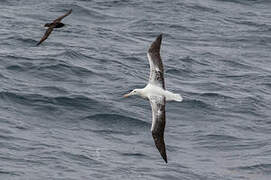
[152,132,168,164]
[148,33,163,54]
[157,33,163,42]
[162,153,168,163]
[67,9,72,15]
[155,34,163,46]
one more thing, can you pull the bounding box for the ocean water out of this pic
[0,0,271,179]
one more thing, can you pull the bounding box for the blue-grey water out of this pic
[0,0,271,179]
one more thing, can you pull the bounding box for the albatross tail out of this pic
[165,91,183,102]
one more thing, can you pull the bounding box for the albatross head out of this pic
[123,89,143,98]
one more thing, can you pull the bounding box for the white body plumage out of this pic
[132,84,183,102]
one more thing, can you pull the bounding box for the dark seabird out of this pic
[123,34,183,163]
[37,9,72,46]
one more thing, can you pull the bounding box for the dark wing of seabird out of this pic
[53,9,72,23]
[37,27,54,46]
[149,95,167,163]
[147,34,165,89]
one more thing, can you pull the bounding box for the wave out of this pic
[231,163,271,174]
[36,62,95,77]
[120,152,147,157]
[0,91,99,110]
[55,3,123,21]
[186,3,220,14]
[83,113,150,128]
[0,170,20,176]
[199,92,234,99]
[182,99,212,110]
[214,0,265,5]
[60,151,102,165]
[200,134,241,142]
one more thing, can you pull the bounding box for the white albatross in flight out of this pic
[123,34,183,163]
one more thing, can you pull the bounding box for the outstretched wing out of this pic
[149,95,167,163]
[147,34,165,89]
[53,9,72,23]
[37,27,54,46]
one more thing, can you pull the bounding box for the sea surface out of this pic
[0,0,271,179]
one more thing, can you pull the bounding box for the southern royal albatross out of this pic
[123,34,183,163]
